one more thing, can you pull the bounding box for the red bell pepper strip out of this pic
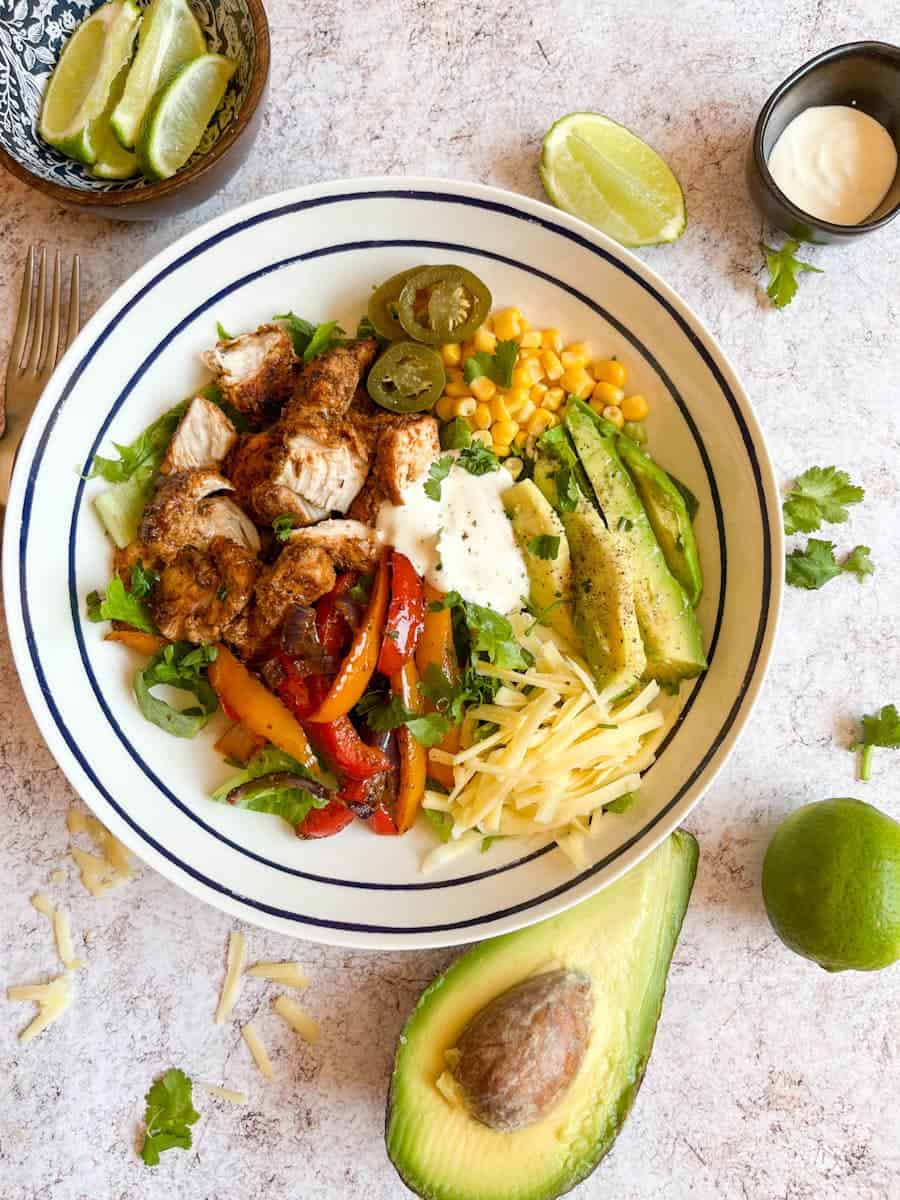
[315,572,358,658]
[390,659,428,833]
[377,551,425,676]
[369,804,399,835]
[307,552,390,724]
[296,800,355,839]
[415,583,462,788]
[306,717,392,781]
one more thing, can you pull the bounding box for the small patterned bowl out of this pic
[0,0,269,220]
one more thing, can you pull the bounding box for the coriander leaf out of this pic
[216,321,233,341]
[462,339,519,388]
[440,417,472,451]
[457,442,500,477]
[406,713,453,746]
[464,600,529,669]
[129,561,159,598]
[140,1068,199,1167]
[274,311,315,356]
[303,320,345,361]
[555,465,580,513]
[851,703,900,781]
[347,574,372,604]
[785,539,843,590]
[85,576,157,634]
[528,534,560,560]
[418,663,466,723]
[89,401,187,484]
[481,834,506,852]
[761,240,823,309]
[134,643,219,738]
[783,466,865,534]
[424,455,453,501]
[273,513,300,541]
[363,694,451,746]
[355,314,386,345]
[841,544,874,582]
[423,808,453,843]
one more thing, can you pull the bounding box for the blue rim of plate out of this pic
[18,189,773,934]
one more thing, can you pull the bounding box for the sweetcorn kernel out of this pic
[546,412,561,428]
[530,383,548,406]
[505,387,531,413]
[541,329,563,353]
[518,346,541,360]
[440,343,462,367]
[520,330,542,348]
[561,367,594,399]
[490,395,512,423]
[454,397,477,418]
[518,316,532,334]
[621,393,649,421]
[561,342,591,370]
[543,388,564,412]
[473,403,493,430]
[602,405,625,428]
[505,457,524,479]
[473,327,497,354]
[542,350,564,380]
[592,381,625,407]
[470,376,497,403]
[492,442,512,458]
[516,398,537,423]
[513,430,529,448]
[470,429,493,447]
[526,409,554,436]
[446,367,464,384]
[593,359,627,388]
[493,308,522,340]
[445,380,472,398]
[492,420,519,446]
[435,395,456,421]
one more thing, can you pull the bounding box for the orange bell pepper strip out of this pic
[207,645,317,770]
[391,659,428,833]
[104,630,167,655]
[306,551,390,724]
[415,584,461,789]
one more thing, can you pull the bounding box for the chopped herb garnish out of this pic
[133,643,219,739]
[783,466,865,535]
[347,575,373,604]
[216,321,233,341]
[851,704,900,782]
[423,808,453,843]
[785,539,874,590]
[140,1068,200,1166]
[274,312,346,360]
[424,455,453,501]
[362,694,452,746]
[85,576,157,634]
[457,442,500,476]
[272,513,301,541]
[528,534,560,560]
[463,339,519,388]
[616,516,633,533]
[761,240,824,309]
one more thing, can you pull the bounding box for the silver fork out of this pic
[1,246,81,506]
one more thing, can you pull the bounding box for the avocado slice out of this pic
[386,830,699,1200]
[502,479,580,647]
[565,401,706,684]
[616,433,704,607]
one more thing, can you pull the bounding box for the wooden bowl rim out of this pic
[0,0,270,209]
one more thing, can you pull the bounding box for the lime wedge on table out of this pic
[137,53,236,181]
[39,0,142,165]
[110,0,208,150]
[90,65,139,180]
[540,112,687,248]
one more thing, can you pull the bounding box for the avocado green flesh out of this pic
[386,831,699,1200]
[502,478,580,648]
[565,402,706,684]
[617,436,703,608]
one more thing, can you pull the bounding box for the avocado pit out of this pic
[449,968,592,1132]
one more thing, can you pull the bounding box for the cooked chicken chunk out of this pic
[201,324,297,419]
[140,468,261,563]
[151,536,260,644]
[160,395,237,474]
[283,339,378,422]
[227,343,380,526]
[349,414,440,521]
[113,538,162,586]
[287,519,382,572]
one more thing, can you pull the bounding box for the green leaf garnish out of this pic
[761,240,823,309]
[457,442,500,477]
[274,313,345,360]
[423,808,453,843]
[140,1068,200,1166]
[463,339,519,388]
[783,466,865,534]
[785,539,875,590]
[362,694,452,747]
[851,703,900,782]
[272,513,301,541]
[424,455,453,501]
[85,575,158,634]
[134,643,219,739]
[216,321,233,341]
[528,534,560,560]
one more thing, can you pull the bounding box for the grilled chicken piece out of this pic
[349,413,440,521]
[231,520,382,655]
[283,339,378,422]
[151,536,260,644]
[160,394,237,475]
[113,538,162,585]
[201,324,297,420]
[140,467,260,563]
[227,343,380,527]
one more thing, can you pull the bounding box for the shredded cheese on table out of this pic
[67,808,133,896]
[199,1083,247,1104]
[422,615,670,874]
[52,906,82,970]
[247,961,309,989]
[242,1022,274,1080]
[214,931,246,1025]
[8,975,73,1043]
[273,996,320,1043]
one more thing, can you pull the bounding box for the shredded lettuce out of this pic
[86,574,157,634]
[134,644,219,738]
[211,747,332,828]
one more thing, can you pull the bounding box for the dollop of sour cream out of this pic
[767,105,898,226]
[376,458,529,613]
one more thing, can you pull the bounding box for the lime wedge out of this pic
[90,64,139,179]
[110,0,207,150]
[136,53,235,181]
[540,113,687,247]
[39,0,142,165]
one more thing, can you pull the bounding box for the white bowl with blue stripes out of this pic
[2,178,782,949]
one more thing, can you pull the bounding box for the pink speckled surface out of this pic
[2,2,900,1197]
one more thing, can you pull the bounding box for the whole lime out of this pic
[762,798,900,972]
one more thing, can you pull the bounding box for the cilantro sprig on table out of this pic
[783,465,873,590]
[851,704,900,782]
[761,240,823,309]
[785,539,874,590]
[140,1068,200,1166]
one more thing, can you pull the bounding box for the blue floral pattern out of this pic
[0,0,255,192]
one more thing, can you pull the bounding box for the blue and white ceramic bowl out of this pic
[0,0,269,219]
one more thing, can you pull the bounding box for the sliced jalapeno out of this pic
[367,268,423,341]
[397,266,492,345]
[367,341,446,413]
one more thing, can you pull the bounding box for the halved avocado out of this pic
[386,830,699,1200]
